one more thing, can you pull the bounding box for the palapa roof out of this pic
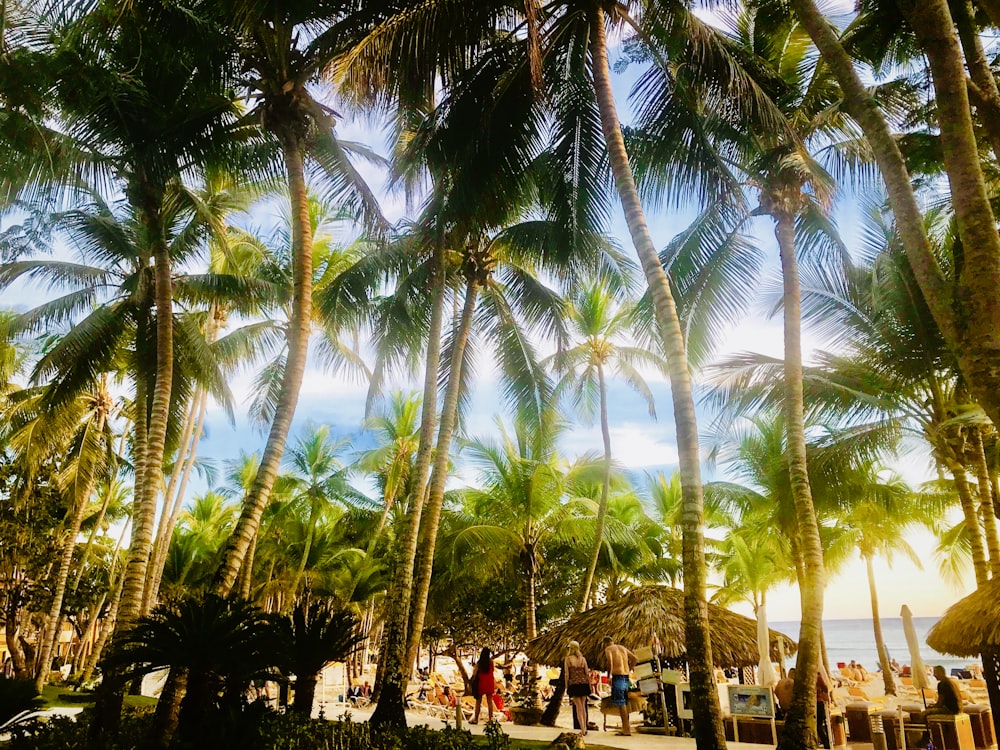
[926,578,1000,658]
[526,585,796,669]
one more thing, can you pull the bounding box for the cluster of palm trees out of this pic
[3,0,1000,748]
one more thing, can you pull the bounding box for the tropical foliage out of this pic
[2,0,1000,748]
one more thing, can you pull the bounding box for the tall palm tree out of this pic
[832,461,942,696]
[549,282,665,611]
[630,7,872,742]
[208,0,386,598]
[335,6,777,737]
[790,0,1000,432]
[2,376,119,690]
[456,411,604,706]
[282,423,373,604]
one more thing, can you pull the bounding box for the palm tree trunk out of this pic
[953,0,1000,159]
[587,9,725,749]
[120,216,175,632]
[864,553,896,696]
[71,485,116,594]
[145,388,200,607]
[525,555,541,710]
[213,135,314,597]
[773,207,826,750]
[287,511,317,606]
[949,460,990,585]
[34,424,105,691]
[970,427,1000,575]
[80,555,126,684]
[293,674,319,715]
[370,245,446,729]
[579,362,612,612]
[237,528,259,601]
[404,276,479,672]
[145,380,210,613]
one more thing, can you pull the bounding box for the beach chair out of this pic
[848,686,887,704]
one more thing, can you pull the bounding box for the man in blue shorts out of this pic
[601,636,637,735]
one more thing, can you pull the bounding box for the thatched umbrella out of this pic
[526,586,796,669]
[926,579,1000,741]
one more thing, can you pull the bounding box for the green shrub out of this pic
[3,709,493,750]
[0,676,45,728]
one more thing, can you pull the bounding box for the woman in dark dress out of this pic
[471,648,496,723]
[564,640,591,736]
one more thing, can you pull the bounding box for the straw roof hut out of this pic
[926,578,1000,657]
[926,580,1000,741]
[526,586,795,668]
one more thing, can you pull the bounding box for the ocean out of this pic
[771,617,980,673]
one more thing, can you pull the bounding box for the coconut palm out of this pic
[789,0,1000,432]
[281,424,374,604]
[207,0,387,599]
[354,391,422,541]
[336,6,780,735]
[3,375,119,690]
[454,411,604,707]
[550,282,665,611]
[832,461,943,696]
[630,7,874,741]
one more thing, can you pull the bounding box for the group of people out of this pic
[563,636,637,737]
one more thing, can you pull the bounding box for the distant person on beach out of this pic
[774,668,795,719]
[601,636,637,736]
[890,658,901,673]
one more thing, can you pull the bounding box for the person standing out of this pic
[816,668,832,749]
[564,640,591,736]
[601,636,637,736]
[470,648,496,724]
[774,668,795,719]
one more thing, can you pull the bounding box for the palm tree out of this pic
[832,461,942,696]
[24,0,249,635]
[274,600,361,715]
[455,411,602,707]
[282,423,373,604]
[336,6,775,737]
[550,281,665,611]
[355,391,422,542]
[2,376,119,690]
[630,8,871,741]
[208,0,386,599]
[102,594,276,747]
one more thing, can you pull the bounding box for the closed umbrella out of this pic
[757,603,778,688]
[901,604,930,707]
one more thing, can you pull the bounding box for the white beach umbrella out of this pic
[757,603,779,688]
[901,604,931,705]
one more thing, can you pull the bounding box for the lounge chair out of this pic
[847,686,887,704]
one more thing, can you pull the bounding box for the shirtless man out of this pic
[774,668,795,718]
[601,636,637,735]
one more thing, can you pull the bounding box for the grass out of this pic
[40,684,157,710]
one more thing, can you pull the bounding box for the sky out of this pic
[0,22,975,625]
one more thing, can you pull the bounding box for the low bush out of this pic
[4,709,495,750]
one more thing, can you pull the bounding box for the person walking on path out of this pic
[565,640,591,736]
[601,636,637,736]
[470,648,496,724]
